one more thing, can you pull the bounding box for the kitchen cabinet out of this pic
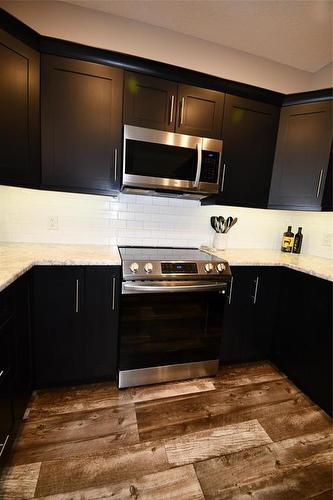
[202,95,280,208]
[124,71,225,139]
[269,101,333,210]
[273,269,332,416]
[0,28,40,187]
[220,266,281,364]
[41,55,123,195]
[33,266,85,387]
[12,275,32,421]
[33,266,120,387]
[84,267,120,380]
[321,146,332,212]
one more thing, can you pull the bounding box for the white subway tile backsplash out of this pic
[0,186,332,259]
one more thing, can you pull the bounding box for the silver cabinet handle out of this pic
[75,279,79,313]
[112,277,116,311]
[180,97,185,125]
[114,148,118,182]
[0,434,10,458]
[169,95,175,124]
[251,277,259,304]
[0,370,4,379]
[220,163,227,192]
[316,169,324,198]
[228,276,234,305]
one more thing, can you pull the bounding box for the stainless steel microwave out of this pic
[122,125,223,199]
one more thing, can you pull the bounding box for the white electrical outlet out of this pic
[48,216,59,230]
[322,233,332,247]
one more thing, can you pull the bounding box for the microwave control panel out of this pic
[200,151,220,183]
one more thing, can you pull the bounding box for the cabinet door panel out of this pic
[0,29,40,187]
[42,55,123,194]
[220,95,279,208]
[33,267,84,387]
[273,269,332,416]
[220,267,254,364]
[269,101,332,210]
[124,72,177,131]
[176,85,224,139]
[84,267,120,380]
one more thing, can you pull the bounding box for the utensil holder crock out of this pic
[213,233,228,250]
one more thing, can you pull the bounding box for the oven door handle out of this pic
[122,281,227,294]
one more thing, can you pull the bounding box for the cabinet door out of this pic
[273,269,332,416]
[220,267,254,364]
[176,85,224,139]
[219,95,279,208]
[84,267,120,380]
[243,267,281,362]
[124,72,177,132]
[42,55,123,194]
[0,29,40,187]
[12,275,32,421]
[269,101,333,210]
[33,267,84,387]
[0,318,14,466]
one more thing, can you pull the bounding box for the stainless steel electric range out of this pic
[118,247,232,388]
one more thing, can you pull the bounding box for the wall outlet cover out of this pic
[48,216,59,230]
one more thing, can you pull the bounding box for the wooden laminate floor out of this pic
[0,362,332,499]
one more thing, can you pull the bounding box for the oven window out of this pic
[125,140,197,180]
[119,291,225,370]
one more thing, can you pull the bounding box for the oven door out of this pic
[123,125,201,192]
[118,281,227,387]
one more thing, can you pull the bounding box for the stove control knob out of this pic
[129,262,139,273]
[216,263,226,273]
[144,262,153,274]
[204,263,214,273]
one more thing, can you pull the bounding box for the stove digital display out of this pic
[161,262,198,274]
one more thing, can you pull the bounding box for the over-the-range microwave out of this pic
[122,125,223,199]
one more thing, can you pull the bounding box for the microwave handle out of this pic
[194,141,202,188]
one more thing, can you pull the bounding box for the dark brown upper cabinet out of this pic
[124,72,177,132]
[124,71,224,139]
[202,94,279,208]
[269,101,333,211]
[175,84,224,138]
[0,28,40,187]
[41,55,123,195]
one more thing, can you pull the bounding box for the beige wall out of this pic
[1,0,328,94]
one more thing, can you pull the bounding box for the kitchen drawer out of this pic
[0,287,13,329]
[0,370,14,465]
[0,317,13,380]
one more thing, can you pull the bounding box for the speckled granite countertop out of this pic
[0,243,121,292]
[200,247,333,282]
[0,243,332,293]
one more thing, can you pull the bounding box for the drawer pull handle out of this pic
[0,434,9,458]
[251,277,259,304]
[112,277,116,311]
[316,169,324,198]
[75,279,79,313]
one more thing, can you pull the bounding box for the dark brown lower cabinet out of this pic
[220,266,281,364]
[273,269,332,416]
[32,266,120,388]
[0,275,32,467]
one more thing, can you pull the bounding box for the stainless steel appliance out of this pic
[118,247,231,388]
[122,125,223,199]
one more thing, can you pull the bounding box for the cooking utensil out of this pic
[218,216,224,233]
[225,217,238,233]
[210,216,217,232]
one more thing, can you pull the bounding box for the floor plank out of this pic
[164,419,272,466]
[214,362,285,388]
[138,393,312,442]
[35,464,205,500]
[34,440,169,497]
[0,462,41,500]
[28,378,215,420]
[136,379,301,440]
[195,430,333,499]
[11,404,139,465]
[258,406,332,442]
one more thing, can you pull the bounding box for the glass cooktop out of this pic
[119,246,218,262]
